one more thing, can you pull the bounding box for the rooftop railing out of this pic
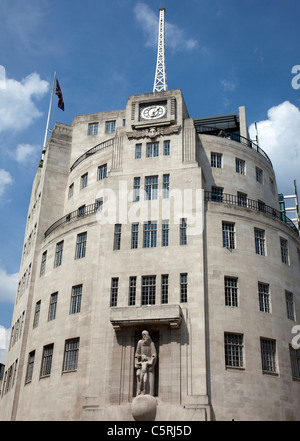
[70,138,114,172]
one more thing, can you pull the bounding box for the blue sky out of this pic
[0,0,300,361]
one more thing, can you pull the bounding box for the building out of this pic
[0,88,300,421]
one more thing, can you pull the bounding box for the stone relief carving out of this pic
[126,125,181,140]
[134,330,157,396]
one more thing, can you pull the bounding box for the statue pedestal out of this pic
[131,395,157,421]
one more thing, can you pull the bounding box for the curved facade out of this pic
[1,89,299,421]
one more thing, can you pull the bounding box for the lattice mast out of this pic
[153,8,167,93]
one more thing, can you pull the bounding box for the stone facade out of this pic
[0,89,299,421]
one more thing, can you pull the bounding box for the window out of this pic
[260,338,277,373]
[180,218,187,245]
[131,223,139,249]
[105,120,116,133]
[33,301,41,329]
[40,344,54,377]
[225,277,238,307]
[113,224,122,250]
[222,222,235,249]
[98,164,107,180]
[48,292,58,321]
[63,338,80,372]
[143,222,157,248]
[40,251,47,276]
[236,158,245,175]
[78,205,86,217]
[163,174,169,199]
[70,285,82,314]
[145,176,158,200]
[289,345,300,379]
[180,273,188,303]
[75,232,87,259]
[129,276,137,306]
[286,291,295,320]
[161,275,169,304]
[110,278,119,307]
[146,142,159,157]
[133,177,140,202]
[95,198,103,211]
[254,228,265,256]
[141,276,156,305]
[88,122,98,135]
[280,238,289,264]
[237,192,247,207]
[258,283,270,313]
[298,249,300,271]
[162,220,169,247]
[163,140,170,156]
[25,351,35,383]
[211,152,222,168]
[224,333,244,368]
[135,144,142,159]
[256,167,263,183]
[212,186,223,202]
[80,172,88,190]
[54,241,64,268]
[68,183,74,199]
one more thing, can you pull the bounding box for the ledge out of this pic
[110,304,183,330]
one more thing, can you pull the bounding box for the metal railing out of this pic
[204,191,299,235]
[70,138,114,172]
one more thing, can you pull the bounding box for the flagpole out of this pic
[42,71,56,156]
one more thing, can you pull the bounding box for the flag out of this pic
[55,79,64,111]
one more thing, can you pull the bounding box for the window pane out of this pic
[63,338,80,371]
[141,276,156,305]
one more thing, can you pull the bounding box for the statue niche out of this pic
[134,330,157,396]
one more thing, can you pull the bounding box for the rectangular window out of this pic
[180,218,187,245]
[146,142,159,157]
[131,223,139,249]
[236,158,245,175]
[113,224,122,250]
[256,167,263,183]
[163,174,170,199]
[68,183,74,199]
[88,122,98,135]
[40,251,47,276]
[286,291,295,320]
[280,238,289,264]
[163,140,170,156]
[289,345,300,379]
[110,278,119,307]
[211,152,222,168]
[98,164,107,180]
[133,177,140,202]
[70,285,82,314]
[33,300,41,329]
[78,205,86,217]
[180,273,188,303]
[63,338,80,372]
[222,222,235,249]
[258,283,270,313]
[224,333,244,368]
[75,232,87,259]
[80,172,88,190]
[161,274,169,304]
[143,221,157,248]
[260,338,277,373]
[237,192,247,207]
[298,249,300,271]
[145,176,158,200]
[129,276,137,306]
[212,186,223,202]
[54,241,64,268]
[48,292,58,321]
[162,220,169,247]
[40,344,54,377]
[141,276,156,305]
[135,144,142,159]
[225,277,238,307]
[95,198,103,211]
[254,228,265,256]
[105,120,116,133]
[25,350,35,383]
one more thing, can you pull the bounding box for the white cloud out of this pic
[0,325,10,365]
[16,143,39,163]
[221,79,237,92]
[0,169,13,199]
[0,267,18,303]
[134,3,198,52]
[249,101,300,194]
[0,72,49,133]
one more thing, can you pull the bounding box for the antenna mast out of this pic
[153,8,167,93]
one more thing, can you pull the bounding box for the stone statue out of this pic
[135,330,157,396]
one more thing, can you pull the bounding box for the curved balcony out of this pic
[70,138,114,172]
